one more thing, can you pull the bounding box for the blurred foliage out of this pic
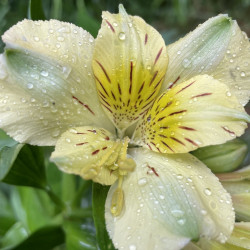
[0,0,250,249]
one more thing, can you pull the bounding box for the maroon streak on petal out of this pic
[102,147,107,150]
[185,138,199,147]
[76,132,86,135]
[105,20,115,33]
[158,116,166,122]
[102,104,113,113]
[138,81,145,94]
[192,93,212,98]
[163,101,172,109]
[72,96,95,115]
[96,60,111,83]
[161,140,174,152]
[159,134,167,138]
[100,96,111,107]
[94,75,109,97]
[92,149,100,155]
[144,33,148,45]
[154,76,164,89]
[118,82,122,95]
[168,76,180,89]
[129,62,133,94]
[98,90,107,99]
[149,71,158,86]
[147,165,159,177]
[87,129,97,133]
[160,126,169,129]
[76,142,88,146]
[169,110,187,116]
[111,91,117,101]
[170,137,185,146]
[147,143,153,150]
[154,47,163,65]
[222,126,236,136]
[176,81,195,94]
[179,126,196,131]
[146,90,156,101]
[105,136,110,140]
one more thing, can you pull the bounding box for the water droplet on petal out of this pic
[240,71,246,77]
[41,70,49,77]
[118,32,126,41]
[138,177,147,186]
[204,188,212,196]
[33,36,40,41]
[27,83,34,89]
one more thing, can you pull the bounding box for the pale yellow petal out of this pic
[93,5,168,132]
[50,126,119,185]
[162,15,250,106]
[133,75,249,154]
[105,148,234,250]
[0,20,114,145]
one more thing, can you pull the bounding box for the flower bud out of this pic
[217,166,250,221]
[192,139,248,173]
[183,222,250,250]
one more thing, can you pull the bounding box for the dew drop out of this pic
[201,209,207,215]
[138,177,147,186]
[57,36,65,42]
[182,58,191,68]
[41,70,49,77]
[240,71,246,77]
[52,128,60,137]
[27,83,34,89]
[129,245,136,250]
[176,174,183,179]
[226,91,232,97]
[177,218,186,225]
[118,32,126,41]
[33,36,40,41]
[204,188,212,196]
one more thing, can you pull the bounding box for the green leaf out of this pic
[92,183,115,250]
[76,0,99,37]
[0,222,28,249]
[28,0,46,20]
[12,226,64,250]
[64,221,96,250]
[0,143,47,189]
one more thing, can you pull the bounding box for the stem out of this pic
[44,185,65,210]
[66,207,93,220]
[71,180,92,207]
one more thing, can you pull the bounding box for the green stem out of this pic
[44,185,65,210]
[71,180,92,207]
[66,207,93,220]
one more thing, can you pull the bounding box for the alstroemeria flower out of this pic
[0,4,250,250]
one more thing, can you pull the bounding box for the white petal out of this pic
[105,148,235,250]
[0,20,114,145]
[162,15,250,106]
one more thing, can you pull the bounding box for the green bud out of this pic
[218,166,250,221]
[192,139,248,173]
[183,223,250,250]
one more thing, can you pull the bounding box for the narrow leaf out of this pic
[13,226,65,250]
[92,183,115,250]
[28,0,46,20]
[0,144,47,189]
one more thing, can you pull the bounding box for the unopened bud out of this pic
[192,139,248,173]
